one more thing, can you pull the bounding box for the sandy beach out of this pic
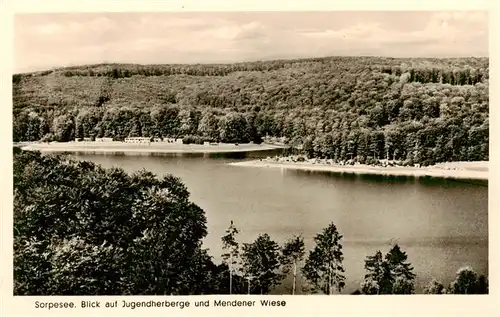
[18,141,284,154]
[229,159,489,180]
[17,142,488,180]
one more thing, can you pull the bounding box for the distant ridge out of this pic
[13,55,489,166]
[14,55,489,77]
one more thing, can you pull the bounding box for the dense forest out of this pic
[13,56,489,165]
[14,149,488,295]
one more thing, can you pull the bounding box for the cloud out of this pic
[297,11,487,57]
[301,22,382,40]
[36,22,64,35]
[14,11,488,72]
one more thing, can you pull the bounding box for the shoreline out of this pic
[17,141,284,154]
[229,160,489,180]
[17,142,489,180]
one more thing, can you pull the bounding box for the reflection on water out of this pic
[290,169,418,183]
[63,148,283,160]
[289,169,488,188]
[70,151,488,294]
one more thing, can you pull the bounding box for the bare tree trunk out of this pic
[247,277,251,295]
[327,269,331,295]
[292,261,297,295]
[229,253,232,295]
[329,267,333,295]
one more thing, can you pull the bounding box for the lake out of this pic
[70,150,488,294]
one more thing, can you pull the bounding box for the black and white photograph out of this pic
[5,2,496,314]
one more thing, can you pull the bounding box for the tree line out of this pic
[14,56,488,80]
[219,221,488,295]
[13,149,488,295]
[13,56,489,165]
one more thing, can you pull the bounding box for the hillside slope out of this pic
[13,56,489,165]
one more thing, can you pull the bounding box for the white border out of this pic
[7,0,492,12]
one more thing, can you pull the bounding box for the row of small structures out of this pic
[74,135,287,145]
[73,137,220,146]
[74,137,183,143]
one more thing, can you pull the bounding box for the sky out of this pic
[13,11,488,73]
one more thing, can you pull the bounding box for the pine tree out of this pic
[385,245,416,282]
[241,233,283,294]
[302,223,345,294]
[280,235,305,295]
[362,250,385,294]
[361,244,416,294]
[221,220,240,294]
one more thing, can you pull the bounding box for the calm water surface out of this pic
[71,151,488,294]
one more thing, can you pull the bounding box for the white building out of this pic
[96,137,113,142]
[74,137,96,142]
[124,137,150,143]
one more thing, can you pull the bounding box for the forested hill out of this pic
[13,56,489,165]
